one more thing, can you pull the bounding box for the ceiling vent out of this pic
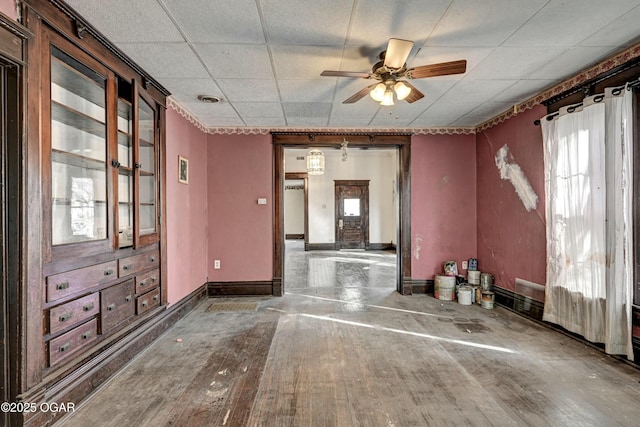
[197,95,222,103]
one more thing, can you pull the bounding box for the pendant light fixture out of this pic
[306,149,325,175]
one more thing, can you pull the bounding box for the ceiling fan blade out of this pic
[408,60,467,79]
[401,81,424,103]
[383,38,414,70]
[321,70,371,78]
[343,83,379,104]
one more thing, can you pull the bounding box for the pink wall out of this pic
[165,109,209,305]
[0,0,15,20]
[207,134,273,281]
[476,105,547,291]
[411,134,477,279]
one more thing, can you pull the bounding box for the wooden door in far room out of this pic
[335,180,369,250]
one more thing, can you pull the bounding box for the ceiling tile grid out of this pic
[63,0,640,131]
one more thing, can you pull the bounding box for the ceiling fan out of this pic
[321,38,467,105]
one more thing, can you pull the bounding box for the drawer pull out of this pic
[104,269,114,276]
[59,342,71,353]
[123,264,132,271]
[153,294,159,301]
[81,331,93,340]
[125,295,132,302]
[106,303,116,311]
[150,276,157,283]
[139,280,146,287]
[150,256,157,262]
[141,300,148,307]
[56,282,70,291]
[58,312,72,322]
[82,303,94,312]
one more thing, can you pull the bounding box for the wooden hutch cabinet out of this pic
[14,1,169,425]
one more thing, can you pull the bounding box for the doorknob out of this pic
[338,219,343,229]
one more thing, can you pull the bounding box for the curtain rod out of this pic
[533,85,628,126]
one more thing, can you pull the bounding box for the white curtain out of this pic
[541,87,634,360]
[604,87,634,360]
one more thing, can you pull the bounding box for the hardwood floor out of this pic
[56,242,640,427]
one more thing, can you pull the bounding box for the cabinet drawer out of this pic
[49,319,98,367]
[47,261,118,302]
[135,269,159,294]
[136,288,160,315]
[118,251,159,277]
[100,280,135,332]
[49,293,99,335]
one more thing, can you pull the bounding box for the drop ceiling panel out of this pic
[65,0,183,42]
[437,80,519,103]
[179,101,239,118]
[425,0,549,47]
[244,117,287,127]
[271,46,345,79]
[348,0,451,47]
[579,5,640,47]
[162,0,265,43]
[262,0,352,45]
[232,102,284,118]
[158,78,222,103]
[67,1,640,130]
[464,46,569,80]
[279,79,340,102]
[195,44,273,78]
[215,79,280,102]
[201,116,245,127]
[411,101,484,126]
[117,43,209,79]
[489,79,557,103]
[528,46,618,80]
[504,0,640,47]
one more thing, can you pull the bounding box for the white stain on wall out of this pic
[413,234,423,260]
[495,145,538,212]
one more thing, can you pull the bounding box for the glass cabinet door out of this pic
[137,93,157,237]
[50,47,108,246]
[117,93,133,248]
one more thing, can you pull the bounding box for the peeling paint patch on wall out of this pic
[495,144,538,212]
[413,234,423,260]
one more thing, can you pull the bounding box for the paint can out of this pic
[434,275,456,301]
[480,273,494,291]
[468,258,478,271]
[481,291,495,309]
[467,270,481,285]
[443,260,458,276]
[474,286,483,304]
[470,285,480,304]
[458,286,472,305]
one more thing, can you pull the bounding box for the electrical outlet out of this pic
[462,260,468,270]
[214,260,221,269]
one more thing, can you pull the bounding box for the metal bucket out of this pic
[435,275,456,301]
[458,286,472,305]
[480,273,494,290]
[467,270,481,285]
[481,291,495,309]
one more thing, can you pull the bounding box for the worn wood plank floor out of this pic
[56,242,640,427]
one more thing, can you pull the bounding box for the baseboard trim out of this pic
[367,243,396,251]
[22,283,208,427]
[306,243,336,251]
[492,285,545,321]
[285,234,304,240]
[408,279,433,294]
[208,281,274,296]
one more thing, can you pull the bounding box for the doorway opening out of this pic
[273,133,412,296]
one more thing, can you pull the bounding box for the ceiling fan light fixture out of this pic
[381,87,395,106]
[306,149,325,175]
[369,83,386,102]
[394,81,411,100]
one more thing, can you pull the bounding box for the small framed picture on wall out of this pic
[178,155,189,184]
